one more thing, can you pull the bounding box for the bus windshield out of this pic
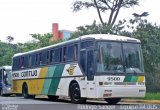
[4,70,12,86]
[123,43,144,73]
[97,41,144,74]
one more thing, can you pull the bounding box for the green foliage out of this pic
[0,41,22,66]
[144,93,160,100]
[0,33,63,66]
[22,33,63,51]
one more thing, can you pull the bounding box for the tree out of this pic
[6,36,14,43]
[0,41,22,66]
[72,0,139,27]
[22,33,63,52]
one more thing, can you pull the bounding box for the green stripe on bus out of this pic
[130,76,138,82]
[124,76,140,82]
[124,76,132,82]
[42,66,56,94]
[48,64,65,95]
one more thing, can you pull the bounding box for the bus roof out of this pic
[0,66,12,70]
[13,34,140,57]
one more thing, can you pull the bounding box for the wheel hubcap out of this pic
[73,88,80,100]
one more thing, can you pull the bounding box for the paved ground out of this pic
[0,96,159,110]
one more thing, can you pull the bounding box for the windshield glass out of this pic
[97,42,124,73]
[123,43,144,73]
[3,70,12,85]
[97,41,144,74]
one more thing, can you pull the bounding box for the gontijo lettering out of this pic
[12,70,37,78]
[21,70,37,77]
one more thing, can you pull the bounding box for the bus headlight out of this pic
[7,87,11,91]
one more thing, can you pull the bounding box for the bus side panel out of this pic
[47,65,65,95]
[41,66,56,95]
[36,67,48,94]
[56,64,86,97]
[12,80,25,94]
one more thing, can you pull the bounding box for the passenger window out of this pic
[50,50,54,63]
[46,51,49,64]
[54,48,62,63]
[66,44,78,61]
[31,54,36,67]
[63,47,67,62]
[24,56,28,68]
[20,56,24,68]
[74,44,78,60]
[39,53,42,65]
[35,54,39,66]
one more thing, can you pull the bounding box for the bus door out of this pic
[0,69,3,90]
[3,70,11,87]
[1,69,11,94]
[86,49,96,97]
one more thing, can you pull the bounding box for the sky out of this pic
[0,0,159,43]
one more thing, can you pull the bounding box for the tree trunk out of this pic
[94,0,104,26]
[111,0,123,26]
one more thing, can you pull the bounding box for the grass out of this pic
[126,93,160,100]
[143,93,160,100]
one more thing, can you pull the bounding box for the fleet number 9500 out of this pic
[107,77,120,81]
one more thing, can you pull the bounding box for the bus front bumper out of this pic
[95,86,146,98]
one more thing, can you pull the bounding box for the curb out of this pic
[122,99,160,104]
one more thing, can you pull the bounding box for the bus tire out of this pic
[69,83,86,104]
[104,98,121,104]
[22,84,30,99]
[48,95,59,101]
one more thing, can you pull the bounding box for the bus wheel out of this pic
[104,98,121,104]
[22,84,29,99]
[48,95,59,101]
[69,83,86,104]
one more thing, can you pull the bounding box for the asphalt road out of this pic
[0,96,159,110]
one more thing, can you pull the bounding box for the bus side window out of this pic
[67,45,74,61]
[63,47,67,62]
[29,55,32,67]
[50,49,54,63]
[39,53,42,65]
[24,55,29,68]
[31,54,36,67]
[35,54,39,66]
[54,48,62,63]
[74,44,78,61]
[42,51,49,65]
[20,56,24,68]
[46,51,49,64]
[13,57,19,70]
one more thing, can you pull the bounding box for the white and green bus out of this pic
[12,34,146,104]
